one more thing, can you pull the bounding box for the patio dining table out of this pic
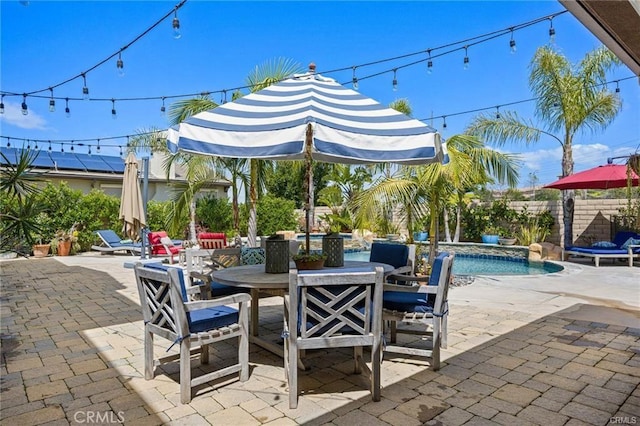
[212,260,394,358]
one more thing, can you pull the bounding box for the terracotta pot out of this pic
[32,244,50,258]
[57,240,72,256]
[294,258,325,270]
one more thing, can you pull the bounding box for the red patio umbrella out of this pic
[544,164,639,190]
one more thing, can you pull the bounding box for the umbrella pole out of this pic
[304,123,313,255]
[140,157,149,259]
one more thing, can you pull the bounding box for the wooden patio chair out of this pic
[381,251,455,370]
[283,267,384,409]
[133,263,251,403]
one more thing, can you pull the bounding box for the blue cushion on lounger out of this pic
[621,237,640,250]
[592,241,617,248]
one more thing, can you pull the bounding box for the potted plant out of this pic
[498,226,518,245]
[32,235,51,258]
[481,226,500,244]
[292,252,327,270]
[52,224,79,256]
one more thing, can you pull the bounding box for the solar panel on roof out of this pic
[74,152,117,173]
[0,147,55,169]
[101,156,126,173]
[48,151,86,171]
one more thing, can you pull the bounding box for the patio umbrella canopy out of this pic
[119,152,147,240]
[168,64,444,250]
[544,164,640,190]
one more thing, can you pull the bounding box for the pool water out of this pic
[344,251,563,276]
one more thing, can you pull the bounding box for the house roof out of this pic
[1,147,125,174]
[560,0,640,76]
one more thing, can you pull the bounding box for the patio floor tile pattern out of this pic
[1,256,638,425]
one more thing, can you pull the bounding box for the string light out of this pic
[426,49,433,74]
[160,97,166,115]
[0,95,4,114]
[392,69,398,91]
[222,89,227,104]
[496,106,501,119]
[116,51,124,77]
[442,116,447,129]
[34,140,39,150]
[70,141,75,152]
[119,145,123,157]
[509,29,517,54]
[111,99,117,119]
[48,141,52,152]
[615,81,620,93]
[61,143,64,153]
[172,8,181,39]
[548,17,556,44]
[65,98,71,118]
[463,46,470,70]
[6,137,10,148]
[81,73,89,100]
[88,145,92,156]
[26,140,31,149]
[49,88,56,112]
[96,139,101,153]
[21,94,28,115]
[352,67,359,90]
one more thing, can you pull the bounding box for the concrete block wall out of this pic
[509,199,630,247]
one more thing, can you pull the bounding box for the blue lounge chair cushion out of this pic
[621,237,640,250]
[96,230,142,248]
[383,252,449,313]
[591,241,617,248]
[142,262,239,332]
[369,243,409,269]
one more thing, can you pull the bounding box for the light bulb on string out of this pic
[0,95,5,114]
[548,18,556,44]
[6,137,10,148]
[160,97,166,116]
[426,50,433,75]
[48,141,52,152]
[442,116,447,130]
[352,67,359,90]
[116,51,125,77]
[49,88,56,112]
[111,99,117,119]
[26,140,31,150]
[88,146,92,156]
[496,106,501,119]
[65,98,71,118]
[70,141,74,152]
[615,81,620,93]
[172,9,181,39]
[21,94,28,115]
[34,141,38,150]
[509,29,517,54]
[392,69,398,92]
[96,139,101,153]
[463,46,470,70]
[119,145,123,157]
[81,73,89,100]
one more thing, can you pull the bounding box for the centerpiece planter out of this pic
[498,237,517,246]
[293,253,327,270]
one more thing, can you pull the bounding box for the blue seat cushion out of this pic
[188,306,239,333]
[383,291,434,314]
[144,262,188,301]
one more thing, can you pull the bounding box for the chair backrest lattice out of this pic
[290,268,383,343]
[135,267,183,336]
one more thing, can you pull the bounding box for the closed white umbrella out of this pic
[168,65,444,251]
[119,152,147,240]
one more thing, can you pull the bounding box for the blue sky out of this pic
[1,1,638,189]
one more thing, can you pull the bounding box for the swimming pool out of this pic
[344,251,563,276]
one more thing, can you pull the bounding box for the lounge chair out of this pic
[148,231,183,264]
[563,231,640,267]
[91,229,142,255]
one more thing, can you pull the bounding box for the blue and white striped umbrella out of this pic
[167,71,443,165]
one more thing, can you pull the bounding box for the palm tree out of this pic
[354,133,519,263]
[467,46,621,247]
